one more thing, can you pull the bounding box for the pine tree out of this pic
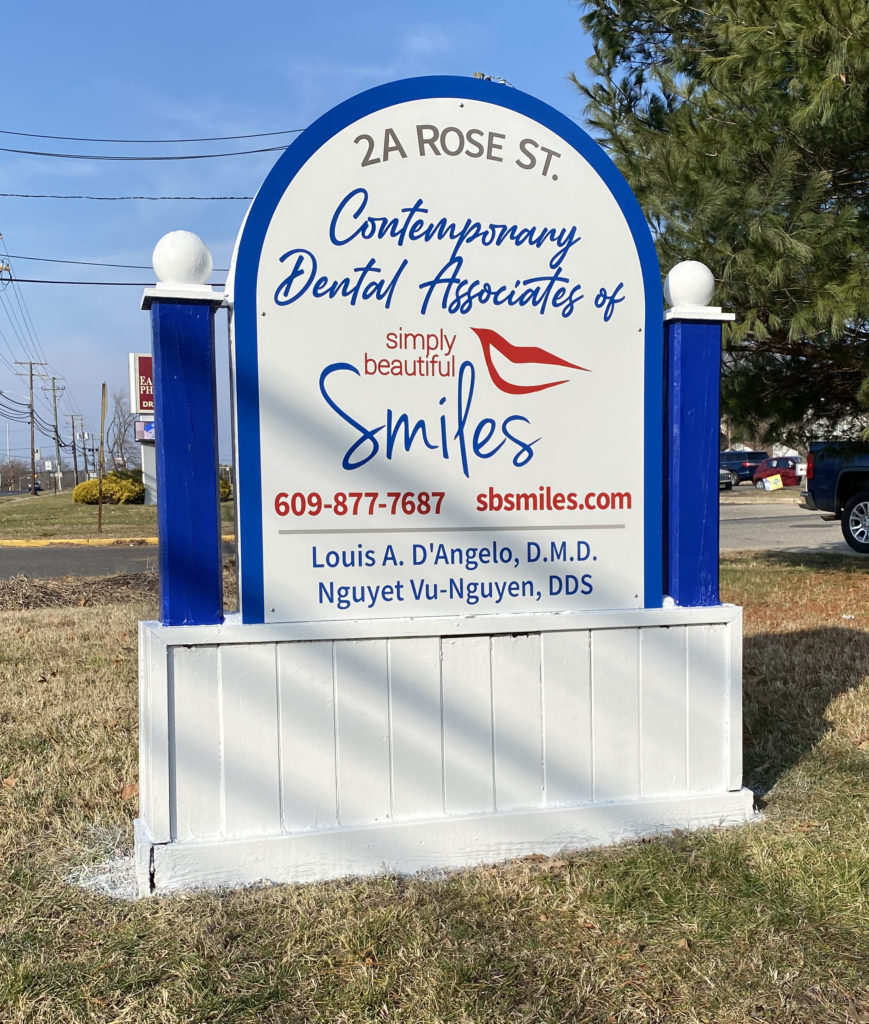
[574,0,869,445]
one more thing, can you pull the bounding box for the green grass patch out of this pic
[0,557,867,1022]
[0,492,235,540]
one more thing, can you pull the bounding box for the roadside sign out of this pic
[231,77,662,625]
[129,353,154,415]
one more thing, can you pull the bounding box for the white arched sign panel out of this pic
[231,77,662,625]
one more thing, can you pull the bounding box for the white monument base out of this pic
[135,606,754,895]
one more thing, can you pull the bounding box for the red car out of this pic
[752,456,807,488]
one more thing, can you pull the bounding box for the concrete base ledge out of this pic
[136,790,756,894]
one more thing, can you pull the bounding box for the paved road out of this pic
[0,544,159,578]
[0,541,236,578]
[719,496,860,554]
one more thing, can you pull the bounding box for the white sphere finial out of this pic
[152,230,213,286]
[664,260,716,309]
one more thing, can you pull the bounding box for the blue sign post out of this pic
[141,232,225,626]
[662,261,735,606]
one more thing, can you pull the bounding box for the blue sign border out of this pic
[233,75,663,623]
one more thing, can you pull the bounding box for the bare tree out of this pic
[0,457,29,492]
[106,390,138,470]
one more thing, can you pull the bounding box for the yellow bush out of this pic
[106,475,145,504]
[72,473,145,505]
[71,479,100,504]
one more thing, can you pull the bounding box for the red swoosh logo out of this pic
[470,327,588,395]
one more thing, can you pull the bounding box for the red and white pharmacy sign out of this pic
[129,353,154,416]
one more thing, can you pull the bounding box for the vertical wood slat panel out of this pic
[277,641,337,831]
[389,637,443,820]
[541,631,592,806]
[591,628,641,801]
[640,626,688,797]
[727,617,744,791]
[143,617,742,851]
[334,640,391,827]
[442,636,494,815]
[140,627,171,843]
[492,634,543,811]
[220,644,282,838]
[688,625,728,793]
[170,646,222,840]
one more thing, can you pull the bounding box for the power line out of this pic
[0,392,30,407]
[0,235,49,366]
[7,278,226,287]
[0,268,43,361]
[2,251,230,272]
[0,144,287,161]
[0,193,253,201]
[0,394,56,432]
[0,280,41,362]
[0,127,303,143]
[0,320,21,372]
[0,106,585,163]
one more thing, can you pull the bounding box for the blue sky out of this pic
[0,0,593,468]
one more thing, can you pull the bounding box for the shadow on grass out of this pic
[742,624,869,798]
[721,548,869,797]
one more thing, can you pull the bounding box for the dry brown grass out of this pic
[0,571,159,610]
[0,556,867,1023]
[722,552,869,796]
[0,492,235,540]
[0,564,236,614]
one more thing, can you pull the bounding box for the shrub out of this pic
[107,475,145,504]
[111,467,143,484]
[219,477,232,502]
[71,479,99,504]
[72,473,145,505]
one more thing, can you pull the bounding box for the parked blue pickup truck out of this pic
[800,441,869,552]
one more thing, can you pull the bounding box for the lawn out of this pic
[0,492,235,541]
[0,553,867,1022]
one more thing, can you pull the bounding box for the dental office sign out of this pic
[232,78,662,625]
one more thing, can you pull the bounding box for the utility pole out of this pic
[64,413,80,486]
[14,360,47,495]
[75,416,89,478]
[42,377,65,492]
[97,383,107,533]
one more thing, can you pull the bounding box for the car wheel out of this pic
[730,471,739,486]
[755,480,765,490]
[841,491,869,553]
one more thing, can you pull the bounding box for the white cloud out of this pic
[401,26,452,57]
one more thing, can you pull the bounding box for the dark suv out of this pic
[719,450,770,486]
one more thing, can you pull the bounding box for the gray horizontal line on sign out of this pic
[278,524,626,536]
